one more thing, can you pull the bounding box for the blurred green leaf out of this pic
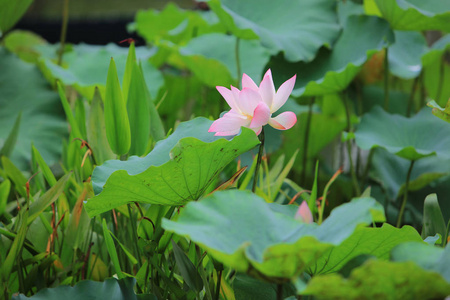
[104,58,131,156]
[12,277,156,300]
[355,107,450,161]
[37,43,164,100]
[179,33,271,87]
[388,31,428,79]
[208,0,340,62]
[233,273,295,300]
[0,0,33,34]
[86,118,259,216]
[269,15,393,97]
[3,30,46,63]
[0,112,21,158]
[370,148,450,202]
[391,241,450,283]
[0,49,67,170]
[134,3,223,46]
[421,194,447,245]
[313,224,423,275]
[303,259,450,300]
[427,99,450,123]
[374,0,450,32]
[163,190,384,280]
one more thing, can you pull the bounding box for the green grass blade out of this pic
[104,58,131,156]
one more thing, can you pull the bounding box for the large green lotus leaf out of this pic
[0,0,33,34]
[355,106,450,161]
[36,43,163,100]
[233,274,296,300]
[162,190,384,280]
[374,0,450,32]
[422,34,450,66]
[12,277,155,300]
[179,33,271,87]
[370,148,450,201]
[207,0,340,62]
[86,118,259,216]
[3,30,47,63]
[312,224,423,275]
[391,242,450,283]
[303,259,450,300]
[269,15,393,97]
[389,31,428,79]
[0,48,67,170]
[134,3,224,46]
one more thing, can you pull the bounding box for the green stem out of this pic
[361,148,374,187]
[214,269,222,300]
[436,60,445,102]
[196,246,213,300]
[235,37,241,86]
[252,128,265,193]
[343,91,360,196]
[346,141,360,196]
[127,204,142,269]
[445,219,450,247]
[406,75,419,117]
[396,160,415,228]
[57,0,70,66]
[419,72,426,108]
[301,97,315,185]
[384,47,389,111]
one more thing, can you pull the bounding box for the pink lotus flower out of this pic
[208,70,297,136]
[295,201,313,223]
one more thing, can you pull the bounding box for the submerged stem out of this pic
[252,128,265,193]
[396,160,415,228]
[57,0,70,66]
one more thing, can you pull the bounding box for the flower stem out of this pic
[301,97,315,185]
[383,47,389,111]
[396,160,415,228]
[127,203,142,269]
[343,91,361,196]
[57,0,70,66]
[252,128,265,193]
[235,37,241,87]
[406,75,419,117]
